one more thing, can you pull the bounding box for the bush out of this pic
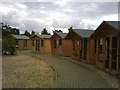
[2,37,16,55]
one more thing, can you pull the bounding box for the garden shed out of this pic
[91,21,120,76]
[65,29,96,64]
[6,34,29,50]
[30,34,52,53]
[51,32,73,56]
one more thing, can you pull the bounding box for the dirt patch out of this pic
[2,52,55,88]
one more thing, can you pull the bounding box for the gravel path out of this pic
[23,50,118,88]
[2,52,55,88]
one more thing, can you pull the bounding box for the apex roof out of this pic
[72,29,94,38]
[12,35,29,40]
[54,32,67,38]
[105,21,120,30]
[39,34,52,39]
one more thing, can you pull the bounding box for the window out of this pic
[111,37,117,70]
[77,40,79,45]
[59,39,62,45]
[41,40,44,47]
[98,39,103,53]
[112,37,117,48]
[79,40,82,49]
[112,61,117,70]
[54,40,57,48]
[32,40,34,46]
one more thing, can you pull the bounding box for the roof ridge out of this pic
[73,29,94,31]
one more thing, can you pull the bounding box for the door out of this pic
[111,36,117,70]
[73,40,80,59]
[105,37,110,69]
[36,39,40,51]
[79,40,82,60]
[98,39,104,62]
[83,38,87,61]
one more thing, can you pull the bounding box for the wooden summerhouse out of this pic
[30,34,52,53]
[51,32,73,56]
[6,34,30,50]
[91,21,120,76]
[65,29,96,64]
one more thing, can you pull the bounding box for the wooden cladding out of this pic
[41,40,44,47]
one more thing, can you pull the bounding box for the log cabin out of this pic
[6,34,30,50]
[30,34,52,53]
[51,32,73,56]
[65,29,96,64]
[91,21,120,77]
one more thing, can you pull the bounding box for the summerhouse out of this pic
[91,21,120,76]
[65,29,96,64]
[51,32,73,56]
[30,34,52,53]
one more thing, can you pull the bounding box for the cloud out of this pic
[0,2,118,34]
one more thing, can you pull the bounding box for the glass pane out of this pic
[112,61,117,70]
[80,50,82,59]
[105,59,109,68]
[112,49,117,60]
[112,37,117,48]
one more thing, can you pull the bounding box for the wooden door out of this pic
[105,37,110,69]
[36,39,40,51]
[83,38,87,61]
[98,39,104,62]
[73,40,80,59]
[111,36,117,70]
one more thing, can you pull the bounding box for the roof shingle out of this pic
[39,35,52,39]
[106,21,120,30]
[55,32,67,38]
[73,29,94,38]
[13,35,29,40]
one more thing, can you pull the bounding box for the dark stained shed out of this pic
[90,21,120,38]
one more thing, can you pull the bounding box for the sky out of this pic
[0,1,119,34]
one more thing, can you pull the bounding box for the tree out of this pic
[68,26,73,32]
[53,30,63,33]
[24,30,31,37]
[31,30,36,35]
[41,28,50,35]
[16,29,20,35]
[2,23,20,37]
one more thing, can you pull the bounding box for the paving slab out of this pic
[22,50,118,88]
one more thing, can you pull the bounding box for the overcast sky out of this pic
[0,1,118,34]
